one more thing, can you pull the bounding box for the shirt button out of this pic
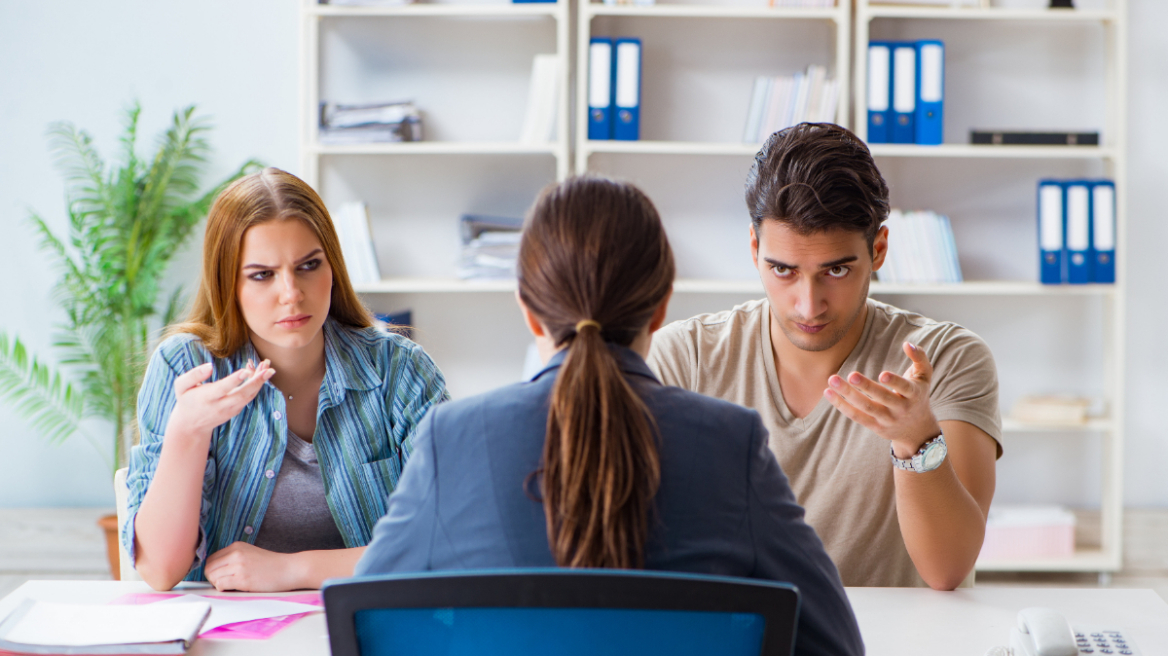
[273,410,282,421]
[243,526,254,535]
[265,470,275,479]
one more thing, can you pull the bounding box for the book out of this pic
[332,202,381,285]
[876,209,963,284]
[742,65,838,143]
[519,54,561,144]
[1010,395,1092,425]
[0,599,210,655]
[970,130,1100,146]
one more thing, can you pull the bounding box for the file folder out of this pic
[891,43,917,144]
[1065,182,1092,284]
[867,42,892,144]
[1038,180,1065,285]
[1091,180,1116,283]
[915,40,944,145]
[588,38,614,140]
[613,38,641,141]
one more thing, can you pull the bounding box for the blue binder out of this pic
[867,42,893,144]
[613,38,641,141]
[1091,180,1116,283]
[914,40,944,145]
[891,43,916,144]
[1064,181,1092,284]
[588,38,614,140]
[1037,180,1065,285]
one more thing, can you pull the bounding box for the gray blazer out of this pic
[356,346,863,656]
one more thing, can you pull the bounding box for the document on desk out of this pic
[151,595,321,632]
[0,598,210,654]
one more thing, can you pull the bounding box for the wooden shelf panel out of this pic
[868,144,1116,159]
[584,141,760,156]
[311,142,560,156]
[309,3,561,18]
[864,6,1116,22]
[585,4,841,20]
[976,548,1120,573]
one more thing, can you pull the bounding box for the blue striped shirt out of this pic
[122,318,448,582]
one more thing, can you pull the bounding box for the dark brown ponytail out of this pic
[517,176,675,569]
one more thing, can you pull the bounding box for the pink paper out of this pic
[111,592,323,640]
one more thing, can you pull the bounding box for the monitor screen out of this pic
[355,607,766,656]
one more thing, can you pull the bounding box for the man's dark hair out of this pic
[745,123,890,249]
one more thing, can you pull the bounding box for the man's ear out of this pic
[871,225,889,271]
[750,223,760,268]
[649,288,673,333]
[515,291,546,338]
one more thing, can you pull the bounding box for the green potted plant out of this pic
[0,103,260,578]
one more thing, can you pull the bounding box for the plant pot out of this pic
[97,513,120,581]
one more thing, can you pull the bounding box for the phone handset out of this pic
[1010,607,1078,656]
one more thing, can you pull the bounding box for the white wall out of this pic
[1,0,1165,508]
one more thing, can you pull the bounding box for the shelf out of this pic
[864,6,1116,23]
[976,548,1120,573]
[585,4,841,20]
[584,141,760,156]
[309,3,561,18]
[354,278,516,293]
[1001,418,1113,433]
[868,144,1115,160]
[310,142,559,156]
[871,281,1115,296]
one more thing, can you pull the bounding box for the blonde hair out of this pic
[170,167,373,357]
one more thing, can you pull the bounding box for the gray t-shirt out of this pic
[254,429,346,554]
[648,297,1002,587]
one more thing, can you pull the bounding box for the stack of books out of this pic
[519,54,561,145]
[876,209,962,284]
[742,65,839,144]
[457,215,524,280]
[319,101,422,145]
[978,504,1076,561]
[332,202,381,285]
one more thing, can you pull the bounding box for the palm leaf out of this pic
[0,332,84,444]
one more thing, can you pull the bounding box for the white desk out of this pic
[2,581,1167,655]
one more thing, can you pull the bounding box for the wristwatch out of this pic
[891,434,947,473]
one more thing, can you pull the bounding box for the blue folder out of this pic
[613,38,641,141]
[1064,181,1093,284]
[914,40,944,145]
[890,43,916,144]
[588,38,614,140]
[867,42,893,144]
[1090,180,1116,283]
[1037,180,1065,285]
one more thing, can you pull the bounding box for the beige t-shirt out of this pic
[647,297,1002,588]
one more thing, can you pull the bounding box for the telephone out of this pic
[986,607,1141,656]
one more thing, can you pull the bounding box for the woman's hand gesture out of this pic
[165,360,275,442]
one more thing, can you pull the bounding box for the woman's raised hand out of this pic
[165,360,275,441]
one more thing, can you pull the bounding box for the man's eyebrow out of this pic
[761,255,859,270]
[242,248,323,270]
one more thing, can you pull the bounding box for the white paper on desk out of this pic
[4,600,210,647]
[153,595,321,631]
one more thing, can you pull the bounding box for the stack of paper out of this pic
[519,55,561,145]
[320,101,422,144]
[742,65,840,143]
[332,202,381,285]
[876,209,963,284]
[0,599,210,655]
[1011,396,1092,426]
[457,214,524,280]
[979,504,1076,561]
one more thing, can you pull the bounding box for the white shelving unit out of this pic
[855,0,1127,576]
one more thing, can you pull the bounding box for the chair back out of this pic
[324,569,800,656]
[113,467,141,582]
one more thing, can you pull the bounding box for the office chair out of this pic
[323,569,800,656]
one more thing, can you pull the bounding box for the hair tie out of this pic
[575,319,601,334]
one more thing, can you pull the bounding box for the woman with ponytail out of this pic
[357,177,862,656]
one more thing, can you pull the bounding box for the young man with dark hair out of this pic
[647,123,1001,590]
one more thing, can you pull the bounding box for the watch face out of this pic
[921,441,947,471]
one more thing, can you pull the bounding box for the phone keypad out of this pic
[1074,627,1139,655]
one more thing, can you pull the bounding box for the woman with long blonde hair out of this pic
[125,167,447,592]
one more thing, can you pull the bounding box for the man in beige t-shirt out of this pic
[648,123,1002,589]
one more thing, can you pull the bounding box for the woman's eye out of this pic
[248,270,273,282]
[299,258,322,272]
[826,266,849,278]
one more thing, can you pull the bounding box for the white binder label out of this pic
[1093,185,1115,250]
[589,42,611,108]
[615,42,640,108]
[893,46,916,113]
[868,45,890,112]
[1066,185,1090,251]
[920,44,943,102]
[1040,185,1063,250]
